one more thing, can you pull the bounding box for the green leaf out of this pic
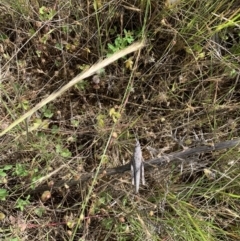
[56,144,62,153]
[55,43,63,50]
[44,109,53,118]
[109,108,115,117]
[0,189,8,201]
[4,165,13,170]
[60,148,72,158]
[102,218,114,230]
[14,164,28,177]
[97,114,106,128]
[32,118,49,130]
[107,43,117,52]
[15,195,30,211]
[39,6,46,15]
[71,119,79,127]
[75,80,89,90]
[109,108,121,123]
[56,144,72,158]
[51,125,59,134]
[18,99,29,110]
[34,207,45,217]
[36,50,42,57]
[0,170,7,177]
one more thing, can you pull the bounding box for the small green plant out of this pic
[101,218,114,231]
[96,114,107,128]
[71,119,80,127]
[17,99,29,111]
[39,6,56,21]
[14,164,28,177]
[0,33,8,41]
[51,124,59,134]
[0,165,13,177]
[41,105,54,118]
[34,207,46,217]
[75,80,89,91]
[107,29,134,56]
[109,108,121,123]
[40,29,55,44]
[56,144,72,158]
[32,118,49,130]
[36,50,42,57]
[15,195,31,211]
[55,42,64,51]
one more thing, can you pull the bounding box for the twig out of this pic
[28,138,240,194]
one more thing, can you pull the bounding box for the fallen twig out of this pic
[28,138,240,194]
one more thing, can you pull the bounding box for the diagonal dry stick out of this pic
[0,41,145,137]
[28,138,240,194]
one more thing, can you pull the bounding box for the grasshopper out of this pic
[131,139,145,194]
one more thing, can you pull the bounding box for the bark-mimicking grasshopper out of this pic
[131,139,145,194]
